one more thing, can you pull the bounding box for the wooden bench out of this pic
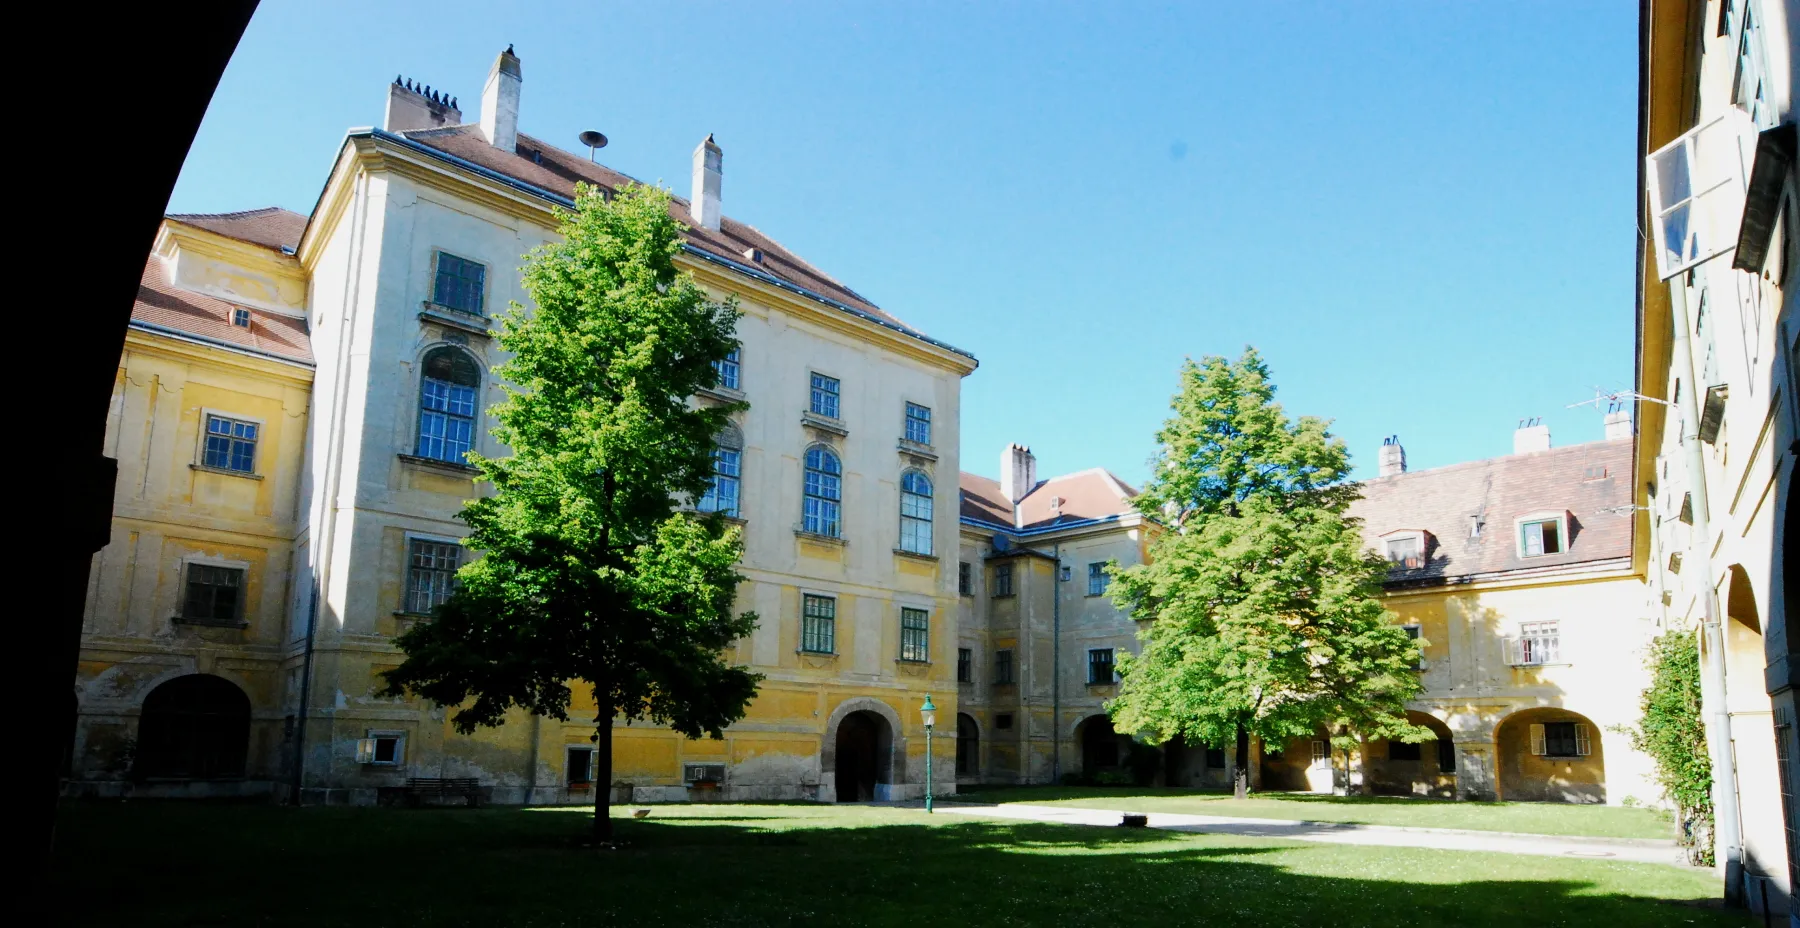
[380,777,487,808]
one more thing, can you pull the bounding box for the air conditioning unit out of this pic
[683,763,726,784]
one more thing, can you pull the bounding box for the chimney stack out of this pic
[1000,443,1037,506]
[480,45,522,153]
[691,134,723,231]
[1603,403,1633,441]
[384,76,462,133]
[1514,418,1551,454]
[1378,435,1407,477]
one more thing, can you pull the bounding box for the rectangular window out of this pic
[802,594,836,654]
[1087,648,1115,685]
[1205,746,1226,769]
[957,648,972,683]
[1388,739,1422,761]
[993,562,1014,597]
[356,733,405,766]
[1403,624,1423,670]
[1384,536,1422,568]
[432,252,486,315]
[809,372,840,419]
[182,564,244,624]
[899,608,930,662]
[1514,620,1561,666]
[697,448,741,518]
[1311,740,1328,765]
[1518,518,1563,557]
[231,307,251,328]
[1087,562,1109,596]
[1645,113,1752,280]
[994,649,1014,685]
[712,347,741,391]
[958,561,972,596]
[405,540,461,614]
[202,415,259,474]
[995,713,1013,730]
[904,402,931,445]
[566,747,594,786]
[1537,722,1590,758]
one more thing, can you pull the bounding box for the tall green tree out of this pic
[384,183,761,840]
[1624,631,1712,864]
[1107,349,1424,798]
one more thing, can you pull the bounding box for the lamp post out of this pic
[919,694,937,813]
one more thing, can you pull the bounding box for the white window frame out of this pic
[1645,110,1756,280]
[903,401,932,445]
[1379,530,1428,568]
[1514,511,1569,559]
[356,730,407,766]
[1507,620,1563,667]
[195,407,267,476]
[809,371,841,419]
[1087,562,1110,597]
[401,532,463,615]
[565,745,596,786]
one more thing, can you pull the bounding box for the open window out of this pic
[1379,530,1430,569]
[1515,512,1569,558]
[1645,111,1756,280]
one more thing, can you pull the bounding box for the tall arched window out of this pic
[698,425,743,518]
[899,470,933,554]
[803,447,842,537]
[417,347,480,464]
[135,674,251,779]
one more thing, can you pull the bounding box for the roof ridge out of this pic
[1363,438,1628,483]
[168,206,304,221]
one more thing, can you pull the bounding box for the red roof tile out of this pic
[130,258,313,365]
[960,468,1138,532]
[167,207,308,252]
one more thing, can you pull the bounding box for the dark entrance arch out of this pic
[834,710,892,801]
[135,674,251,779]
[955,713,979,777]
[1079,714,1126,777]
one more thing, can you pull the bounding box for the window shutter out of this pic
[1575,724,1592,756]
[1503,637,1519,666]
[355,738,376,764]
[1529,724,1546,756]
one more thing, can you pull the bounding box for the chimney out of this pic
[1604,403,1633,441]
[1514,418,1551,454]
[999,443,1037,506]
[384,76,461,133]
[1377,435,1407,477]
[480,45,522,153]
[691,134,723,231]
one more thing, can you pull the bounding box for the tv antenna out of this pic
[578,130,609,162]
[1567,386,1674,411]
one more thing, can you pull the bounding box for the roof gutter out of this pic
[128,319,316,369]
[317,128,976,364]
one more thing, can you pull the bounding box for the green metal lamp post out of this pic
[920,694,937,813]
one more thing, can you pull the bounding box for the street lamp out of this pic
[920,694,937,813]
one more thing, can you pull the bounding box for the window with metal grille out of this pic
[803,447,841,537]
[958,561,971,595]
[993,649,1014,685]
[899,470,933,554]
[566,746,594,786]
[1518,518,1563,557]
[1087,648,1115,684]
[432,252,486,315]
[698,427,742,518]
[904,402,931,444]
[712,347,741,391]
[203,415,258,473]
[417,348,480,464]
[993,562,1014,597]
[957,648,972,683]
[183,564,244,624]
[406,539,461,614]
[900,608,929,662]
[802,594,836,654]
[809,372,839,418]
[1087,562,1109,596]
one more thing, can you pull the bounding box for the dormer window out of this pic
[1516,512,1568,558]
[1378,530,1429,569]
[231,308,251,328]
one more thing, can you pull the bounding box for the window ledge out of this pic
[798,649,838,658]
[991,593,1016,599]
[172,616,249,630]
[392,611,434,618]
[189,463,263,480]
[795,530,846,546]
[897,440,938,461]
[398,453,480,476]
[801,412,848,437]
[418,303,492,337]
[892,548,938,562]
[1508,662,1571,669]
[697,385,746,404]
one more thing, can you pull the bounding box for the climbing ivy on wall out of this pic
[1624,631,1713,865]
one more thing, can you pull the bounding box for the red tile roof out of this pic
[130,257,313,365]
[167,207,308,253]
[960,468,1139,532]
[1349,439,1634,583]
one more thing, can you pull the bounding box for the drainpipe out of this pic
[1669,276,1744,903]
[289,583,319,804]
[1051,542,1061,786]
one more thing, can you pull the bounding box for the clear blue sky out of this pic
[170,1,1640,486]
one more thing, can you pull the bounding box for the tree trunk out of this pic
[593,711,613,842]
[1233,722,1250,799]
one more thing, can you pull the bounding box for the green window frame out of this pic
[802,594,836,654]
[900,607,929,662]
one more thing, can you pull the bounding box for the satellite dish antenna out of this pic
[992,535,1012,553]
[578,130,608,162]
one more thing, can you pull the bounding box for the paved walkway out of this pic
[920,801,1688,867]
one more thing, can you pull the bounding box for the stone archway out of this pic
[1366,711,1457,798]
[1494,707,1605,803]
[134,674,251,780]
[1076,714,1130,780]
[821,697,907,802]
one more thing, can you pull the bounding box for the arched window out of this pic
[135,674,251,779]
[803,446,842,537]
[698,425,743,518]
[899,470,933,555]
[417,347,480,464]
[956,713,979,776]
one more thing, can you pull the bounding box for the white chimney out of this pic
[999,443,1037,506]
[1514,418,1551,454]
[1377,435,1406,477]
[691,134,723,231]
[480,45,521,153]
[1604,405,1633,441]
[384,76,461,133]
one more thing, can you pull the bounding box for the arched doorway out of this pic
[955,713,979,778]
[135,674,251,779]
[1078,714,1129,780]
[834,710,892,802]
[1367,711,1456,798]
[1494,707,1605,803]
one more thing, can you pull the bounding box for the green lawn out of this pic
[951,786,1677,840]
[54,801,1742,927]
